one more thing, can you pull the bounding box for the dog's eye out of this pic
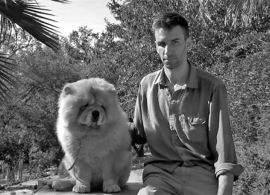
[80,104,88,111]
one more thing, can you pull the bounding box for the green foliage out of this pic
[226,46,270,194]
[62,26,99,64]
[1,0,270,193]
[0,43,82,180]
[105,1,270,193]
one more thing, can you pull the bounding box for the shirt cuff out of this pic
[215,163,245,181]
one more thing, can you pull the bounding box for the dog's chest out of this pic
[78,137,114,165]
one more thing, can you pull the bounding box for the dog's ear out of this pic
[109,89,117,96]
[63,84,74,96]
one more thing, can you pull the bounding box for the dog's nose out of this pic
[92,110,99,121]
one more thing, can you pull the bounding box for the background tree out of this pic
[103,0,270,193]
[1,0,268,105]
[0,0,269,194]
[0,0,68,105]
[0,41,82,182]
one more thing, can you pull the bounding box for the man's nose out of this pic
[164,44,172,55]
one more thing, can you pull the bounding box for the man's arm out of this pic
[208,84,244,192]
[217,172,234,195]
[129,83,147,145]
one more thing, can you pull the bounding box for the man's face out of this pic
[155,26,190,70]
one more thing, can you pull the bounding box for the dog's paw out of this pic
[48,178,74,191]
[51,180,68,191]
[72,184,90,193]
[103,184,121,193]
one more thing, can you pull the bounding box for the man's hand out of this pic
[217,172,234,195]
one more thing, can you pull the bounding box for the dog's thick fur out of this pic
[51,78,132,193]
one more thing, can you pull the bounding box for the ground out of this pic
[1,169,143,195]
[0,166,144,195]
[1,153,150,195]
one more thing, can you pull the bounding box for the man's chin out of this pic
[164,62,178,69]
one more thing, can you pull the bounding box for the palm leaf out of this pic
[0,0,69,50]
[0,0,69,106]
[51,0,69,2]
[0,54,17,104]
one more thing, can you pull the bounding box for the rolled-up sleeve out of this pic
[208,84,244,180]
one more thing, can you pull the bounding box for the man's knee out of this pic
[137,186,157,195]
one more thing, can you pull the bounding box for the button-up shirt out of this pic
[132,63,244,179]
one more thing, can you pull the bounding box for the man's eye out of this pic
[157,42,166,48]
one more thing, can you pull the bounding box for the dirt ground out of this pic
[0,169,143,195]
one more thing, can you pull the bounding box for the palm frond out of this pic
[51,0,70,2]
[0,0,69,50]
[0,54,17,104]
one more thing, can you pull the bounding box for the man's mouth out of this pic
[164,57,175,61]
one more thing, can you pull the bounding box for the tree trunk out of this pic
[0,161,4,179]
[18,158,23,182]
[6,166,10,184]
[6,166,15,185]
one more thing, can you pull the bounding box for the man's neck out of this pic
[164,61,189,86]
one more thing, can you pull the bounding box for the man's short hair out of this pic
[152,12,189,39]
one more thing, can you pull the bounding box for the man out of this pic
[129,12,244,195]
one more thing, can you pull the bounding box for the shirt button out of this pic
[170,125,173,130]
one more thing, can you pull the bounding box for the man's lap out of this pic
[138,164,218,195]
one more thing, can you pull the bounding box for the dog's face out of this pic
[77,100,106,128]
[58,78,119,130]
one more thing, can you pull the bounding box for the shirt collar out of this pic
[153,62,198,88]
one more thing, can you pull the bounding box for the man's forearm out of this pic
[217,172,234,195]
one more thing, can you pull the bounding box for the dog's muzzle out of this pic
[91,110,100,122]
[78,106,105,128]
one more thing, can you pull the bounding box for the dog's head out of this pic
[58,78,120,130]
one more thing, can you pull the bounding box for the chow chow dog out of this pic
[49,78,132,193]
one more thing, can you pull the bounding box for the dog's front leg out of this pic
[70,160,92,193]
[102,156,121,193]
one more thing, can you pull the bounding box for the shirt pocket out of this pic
[179,114,207,142]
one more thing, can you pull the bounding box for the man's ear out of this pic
[186,37,192,50]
